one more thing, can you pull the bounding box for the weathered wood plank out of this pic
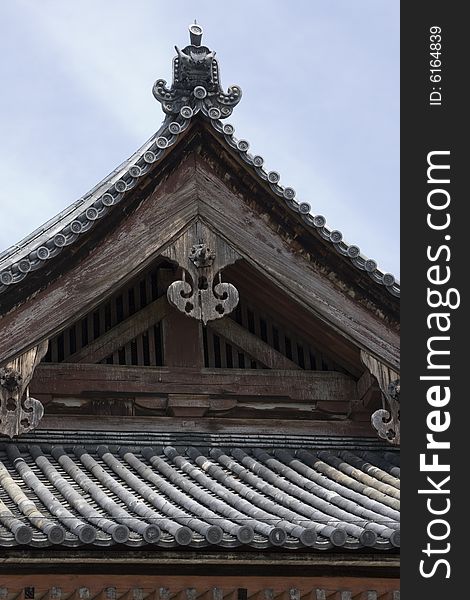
[0,154,200,365]
[31,364,357,404]
[65,297,168,364]
[193,157,399,370]
[209,319,300,371]
[0,147,398,372]
[163,306,204,368]
[0,574,400,598]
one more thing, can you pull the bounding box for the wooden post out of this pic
[163,306,204,368]
[158,267,204,368]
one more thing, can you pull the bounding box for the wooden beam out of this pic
[163,308,204,367]
[0,574,400,598]
[0,154,199,365]
[66,296,168,364]
[157,268,205,369]
[31,364,357,404]
[354,370,381,410]
[209,318,300,370]
[193,157,400,370]
[38,415,374,437]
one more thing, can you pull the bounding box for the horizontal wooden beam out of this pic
[31,364,357,404]
[67,296,169,363]
[0,572,400,597]
[354,370,381,410]
[38,415,373,437]
[209,318,300,370]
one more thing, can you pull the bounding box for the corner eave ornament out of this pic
[153,23,242,119]
[0,342,48,438]
[361,350,400,445]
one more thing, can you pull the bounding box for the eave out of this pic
[0,111,399,314]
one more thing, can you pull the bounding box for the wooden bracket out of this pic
[163,221,241,324]
[0,341,48,437]
[361,349,400,445]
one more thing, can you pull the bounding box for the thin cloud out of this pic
[0,1,399,276]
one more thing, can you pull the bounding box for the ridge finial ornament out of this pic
[153,23,242,119]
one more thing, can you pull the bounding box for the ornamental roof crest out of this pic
[153,23,242,119]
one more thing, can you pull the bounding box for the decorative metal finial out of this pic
[153,23,242,119]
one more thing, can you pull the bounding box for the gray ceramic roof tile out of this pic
[0,438,400,550]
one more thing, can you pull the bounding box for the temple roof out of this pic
[0,24,399,299]
[0,434,400,551]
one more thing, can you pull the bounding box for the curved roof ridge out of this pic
[0,108,399,298]
[0,114,189,293]
[0,22,399,298]
[208,117,400,297]
[0,122,170,268]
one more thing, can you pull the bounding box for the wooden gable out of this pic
[0,22,399,445]
[0,25,399,594]
[0,117,398,441]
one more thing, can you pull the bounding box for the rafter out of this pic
[209,318,300,371]
[66,296,168,364]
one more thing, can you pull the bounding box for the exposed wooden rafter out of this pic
[209,318,299,370]
[67,296,169,364]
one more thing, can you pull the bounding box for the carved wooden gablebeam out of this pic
[361,349,400,445]
[163,221,240,324]
[0,341,48,437]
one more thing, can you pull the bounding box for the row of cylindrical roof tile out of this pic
[0,443,400,550]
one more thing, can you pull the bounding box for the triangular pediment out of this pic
[0,22,400,569]
[33,251,362,422]
[0,126,399,369]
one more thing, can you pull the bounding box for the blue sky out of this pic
[0,1,399,277]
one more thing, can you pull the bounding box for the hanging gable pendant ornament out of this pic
[163,222,240,325]
[153,22,242,119]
